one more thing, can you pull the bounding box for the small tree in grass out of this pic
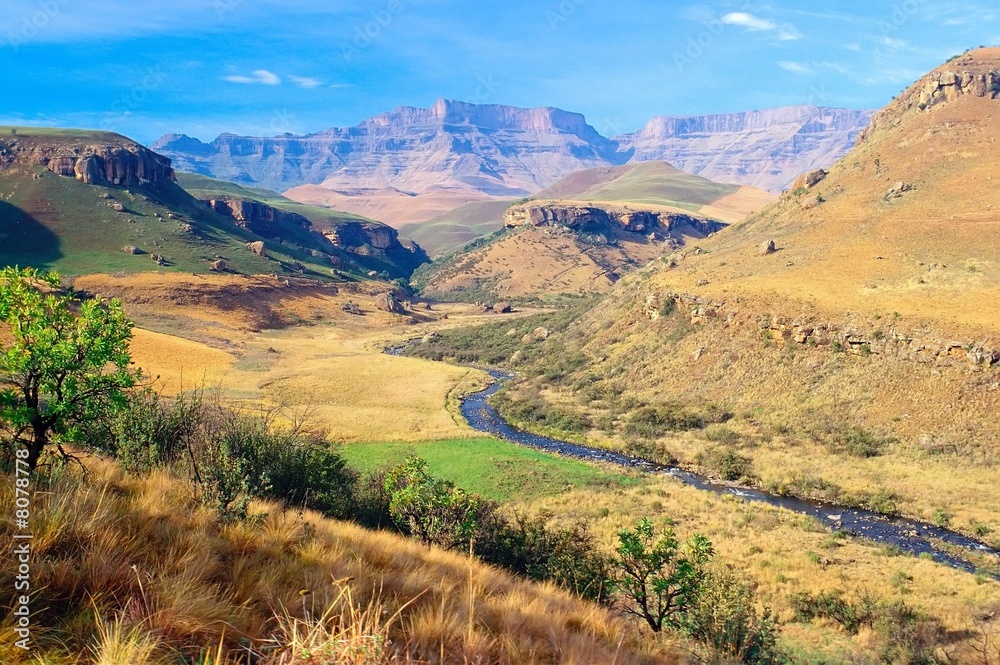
[384,456,480,550]
[612,517,714,633]
[0,267,138,470]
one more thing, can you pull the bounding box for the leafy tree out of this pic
[384,456,480,549]
[612,518,714,633]
[0,268,138,470]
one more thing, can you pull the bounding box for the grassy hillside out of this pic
[0,461,669,664]
[399,199,516,258]
[531,161,741,209]
[176,172,428,278]
[0,128,342,278]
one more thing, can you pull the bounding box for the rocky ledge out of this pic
[858,50,1000,144]
[503,202,725,242]
[205,197,311,238]
[644,290,1000,371]
[0,135,175,187]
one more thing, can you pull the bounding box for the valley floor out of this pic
[102,273,999,663]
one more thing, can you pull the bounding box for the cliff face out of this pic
[857,53,1000,143]
[206,197,311,237]
[616,106,874,192]
[0,134,175,187]
[503,202,725,241]
[152,102,872,221]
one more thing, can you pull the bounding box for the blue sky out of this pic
[1,0,998,143]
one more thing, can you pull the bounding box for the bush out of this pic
[611,518,714,633]
[623,404,707,438]
[697,446,754,482]
[384,456,480,549]
[828,428,894,458]
[681,571,779,665]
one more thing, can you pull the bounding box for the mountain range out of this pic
[152,101,872,227]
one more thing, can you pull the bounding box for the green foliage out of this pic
[622,404,710,438]
[384,456,481,549]
[824,427,895,458]
[680,570,779,665]
[791,591,944,664]
[611,518,714,633]
[697,446,754,482]
[0,267,138,470]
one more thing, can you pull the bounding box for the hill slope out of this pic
[480,48,1000,550]
[0,461,670,664]
[0,128,379,279]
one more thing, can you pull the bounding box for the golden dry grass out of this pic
[527,473,1000,664]
[0,460,674,665]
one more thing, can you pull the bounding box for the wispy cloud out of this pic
[722,11,801,40]
[289,75,322,88]
[778,61,812,74]
[224,69,281,85]
[722,12,775,31]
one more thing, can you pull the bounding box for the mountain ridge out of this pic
[153,100,872,227]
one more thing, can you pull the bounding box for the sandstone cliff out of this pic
[503,202,725,241]
[0,132,174,187]
[205,197,312,237]
[857,52,1000,143]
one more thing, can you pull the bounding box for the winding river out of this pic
[388,346,1000,579]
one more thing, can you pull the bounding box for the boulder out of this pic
[150,254,165,265]
[123,245,140,255]
[532,326,550,340]
[373,292,406,314]
[112,202,125,212]
[759,240,776,256]
[246,241,266,257]
[492,301,512,313]
[211,259,227,272]
[342,301,362,315]
[289,260,305,272]
[791,169,827,191]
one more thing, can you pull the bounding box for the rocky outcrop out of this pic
[503,203,725,241]
[373,292,406,314]
[790,169,827,191]
[206,197,311,237]
[647,290,1000,371]
[857,53,1000,144]
[323,222,399,251]
[0,135,174,187]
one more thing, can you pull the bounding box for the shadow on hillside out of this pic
[0,201,63,269]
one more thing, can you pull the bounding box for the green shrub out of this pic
[697,446,753,482]
[611,518,713,633]
[828,428,894,458]
[384,456,480,550]
[681,570,779,665]
[623,404,707,438]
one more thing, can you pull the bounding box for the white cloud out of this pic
[224,69,281,85]
[722,11,800,40]
[778,61,812,74]
[289,75,323,89]
[722,12,776,31]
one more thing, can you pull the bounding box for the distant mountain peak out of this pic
[151,101,872,224]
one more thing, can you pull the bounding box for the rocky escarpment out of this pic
[323,222,399,251]
[644,291,1000,371]
[205,197,311,237]
[504,203,726,243]
[0,134,174,187]
[858,51,1000,144]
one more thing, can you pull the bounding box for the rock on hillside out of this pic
[0,132,175,187]
[616,106,873,192]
